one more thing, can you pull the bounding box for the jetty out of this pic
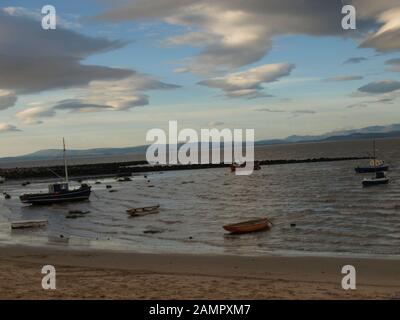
[0,156,370,180]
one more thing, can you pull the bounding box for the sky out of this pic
[0,0,400,156]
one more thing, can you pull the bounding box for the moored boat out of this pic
[223,218,272,234]
[127,204,160,217]
[362,171,389,187]
[19,138,91,205]
[355,140,389,173]
[11,219,48,229]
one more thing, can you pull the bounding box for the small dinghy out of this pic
[223,218,272,234]
[11,219,48,229]
[362,171,389,187]
[127,205,160,217]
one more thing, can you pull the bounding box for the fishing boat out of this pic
[126,205,160,217]
[355,140,389,173]
[223,218,272,234]
[19,139,91,205]
[362,171,389,187]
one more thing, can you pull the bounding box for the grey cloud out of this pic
[324,75,364,82]
[254,108,285,113]
[343,57,368,64]
[0,10,133,95]
[291,110,316,114]
[358,80,400,94]
[385,58,400,65]
[347,103,368,108]
[95,0,385,73]
[0,91,17,110]
[385,58,400,71]
[53,100,114,112]
[254,108,316,114]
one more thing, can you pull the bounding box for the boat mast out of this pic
[63,138,69,183]
[373,139,376,168]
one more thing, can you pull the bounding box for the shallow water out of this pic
[1,138,400,258]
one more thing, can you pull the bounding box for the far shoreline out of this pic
[0,156,370,180]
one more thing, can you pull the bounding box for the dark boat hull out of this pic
[355,165,389,173]
[20,186,91,205]
[362,178,389,187]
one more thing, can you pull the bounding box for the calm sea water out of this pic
[1,138,400,258]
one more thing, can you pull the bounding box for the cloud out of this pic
[198,63,295,98]
[53,100,114,112]
[0,90,17,110]
[0,123,21,133]
[61,74,180,112]
[16,107,56,124]
[254,108,285,112]
[358,7,400,52]
[3,6,82,29]
[95,0,400,74]
[291,110,316,114]
[358,80,400,94]
[385,58,400,71]
[346,103,368,108]
[254,108,316,115]
[324,75,364,82]
[208,121,225,127]
[0,10,133,98]
[343,57,368,64]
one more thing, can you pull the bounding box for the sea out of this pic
[1,138,400,258]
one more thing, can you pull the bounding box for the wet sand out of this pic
[0,245,399,299]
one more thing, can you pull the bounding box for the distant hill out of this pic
[1,124,400,163]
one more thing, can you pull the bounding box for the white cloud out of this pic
[0,123,20,133]
[198,63,295,98]
[96,0,400,74]
[16,107,56,124]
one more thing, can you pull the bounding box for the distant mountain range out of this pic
[1,124,400,163]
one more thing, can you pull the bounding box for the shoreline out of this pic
[1,244,399,299]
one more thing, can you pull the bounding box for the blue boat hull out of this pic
[20,186,91,205]
[355,165,389,173]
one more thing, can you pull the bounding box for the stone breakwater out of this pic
[0,156,370,180]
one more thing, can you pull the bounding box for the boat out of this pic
[230,161,261,172]
[355,140,389,173]
[362,171,389,187]
[19,138,91,205]
[223,218,272,234]
[126,205,160,217]
[11,219,48,229]
[0,176,5,184]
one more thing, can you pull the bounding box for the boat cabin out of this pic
[376,172,385,179]
[49,183,69,193]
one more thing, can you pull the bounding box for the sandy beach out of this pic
[0,245,399,299]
